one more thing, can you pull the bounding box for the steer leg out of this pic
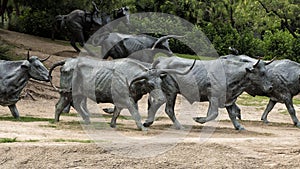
[62,103,71,113]
[70,38,80,52]
[261,99,277,124]
[8,104,20,119]
[285,99,300,127]
[164,94,183,129]
[232,103,241,120]
[226,105,245,130]
[55,93,72,122]
[72,95,91,124]
[194,97,219,123]
[110,106,122,128]
[127,98,147,131]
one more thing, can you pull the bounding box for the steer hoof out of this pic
[174,125,185,130]
[140,126,148,131]
[83,119,91,125]
[295,122,300,128]
[143,121,153,127]
[110,123,116,128]
[236,126,245,131]
[262,119,270,124]
[193,117,207,124]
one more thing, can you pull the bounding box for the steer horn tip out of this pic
[27,48,32,60]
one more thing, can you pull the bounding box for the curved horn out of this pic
[151,35,184,50]
[40,55,51,62]
[253,58,261,68]
[159,59,196,75]
[151,59,160,69]
[49,60,66,91]
[125,59,149,71]
[265,57,276,65]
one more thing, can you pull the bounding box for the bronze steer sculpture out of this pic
[91,33,180,62]
[52,2,129,53]
[49,57,195,131]
[242,59,300,127]
[143,55,274,130]
[0,52,50,118]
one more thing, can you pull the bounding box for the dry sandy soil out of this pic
[0,29,300,168]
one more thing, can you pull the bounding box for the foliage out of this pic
[263,30,296,60]
[0,137,18,143]
[4,0,300,61]
[0,39,18,60]
[0,41,10,60]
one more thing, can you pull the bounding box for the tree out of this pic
[0,0,8,24]
[258,0,299,38]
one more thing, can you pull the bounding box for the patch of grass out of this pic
[154,52,216,60]
[0,137,18,143]
[293,98,300,105]
[52,138,93,143]
[60,113,78,117]
[25,139,39,142]
[91,113,133,120]
[0,116,53,122]
[39,124,57,128]
[51,120,83,130]
[176,53,216,60]
[155,116,169,121]
[236,93,269,107]
[90,113,111,119]
[279,110,288,115]
[0,138,40,143]
[0,39,22,60]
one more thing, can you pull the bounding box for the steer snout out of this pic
[149,89,166,104]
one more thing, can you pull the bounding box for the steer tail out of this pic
[151,35,183,50]
[49,60,66,91]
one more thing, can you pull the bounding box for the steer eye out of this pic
[160,73,167,78]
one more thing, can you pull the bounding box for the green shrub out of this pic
[263,30,295,60]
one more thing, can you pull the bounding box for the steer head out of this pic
[244,58,275,93]
[27,52,50,82]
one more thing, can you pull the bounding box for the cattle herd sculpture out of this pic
[1,2,300,133]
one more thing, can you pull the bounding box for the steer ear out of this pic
[130,79,146,88]
[21,61,30,69]
[129,79,147,94]
[245,67,254,73]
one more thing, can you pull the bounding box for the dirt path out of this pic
[0,28,300,168]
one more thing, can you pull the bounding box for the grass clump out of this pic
[0,137,18,143]
[0,116,52,122]
[236,93,269,107]
[53,138,93,143]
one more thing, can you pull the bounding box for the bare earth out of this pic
[0,29,300,168]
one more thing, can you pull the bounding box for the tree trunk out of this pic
[0,0,8,24]
[13,0,20,16]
